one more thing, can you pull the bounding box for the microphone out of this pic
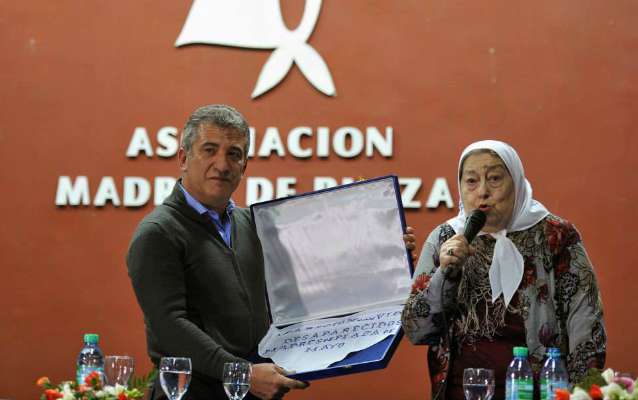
[444,209,486,278]
[463,209,487,243]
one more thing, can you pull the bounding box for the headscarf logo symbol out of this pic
[175,0,336,99]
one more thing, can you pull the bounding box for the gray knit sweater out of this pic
[127,183,269,388]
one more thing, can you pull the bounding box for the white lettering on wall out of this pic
[399,178,422,209]
[246,177,298,205]
[123,177,151,207]
[276,177,297,198]
[126,127,154,157]
[125,126,394,159]
[94,177,121,207]
[55,176,177,207]
[426,177,454,208]
[126,127,179,158]
[313,176,337,190]
[313,176,354,190]
[317,127,330,157]
[248,126,393,159]
[55,124,455,211]
[288,127,313,158]
[365,127,392,157]
[247,177,452,209]
[55,176,90,206]
[257,127,286,158]
[246,177,274,205]
[154,177,177,205]
[156,127,179,158]
[333,127,363,158]
[54,175,452,209]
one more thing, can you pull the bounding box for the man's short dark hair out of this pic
[181,104,250,155]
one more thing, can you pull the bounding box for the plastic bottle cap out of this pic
[513,346,528,357]
[84,333,99,344]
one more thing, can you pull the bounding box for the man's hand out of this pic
[249,363,309,400]
[403,226,417,264]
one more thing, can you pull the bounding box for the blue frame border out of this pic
[250,175,413,380]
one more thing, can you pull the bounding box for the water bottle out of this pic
[540,347,569,400]
[76,333,105,385]
[505,346,534,400]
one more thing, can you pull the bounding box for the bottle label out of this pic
[76,365,104,385]
[540,378,568,400]
[506,378,534,400]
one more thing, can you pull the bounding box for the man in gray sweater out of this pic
[127,104,308,399]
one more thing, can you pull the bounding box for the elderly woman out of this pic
[401,140,606,400]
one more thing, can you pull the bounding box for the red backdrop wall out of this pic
[1,1,637,399]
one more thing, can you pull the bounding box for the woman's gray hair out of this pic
[181,104,250,154]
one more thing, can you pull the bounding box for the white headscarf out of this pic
[447,140,549,307]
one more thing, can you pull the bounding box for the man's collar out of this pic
[178,183,235,217]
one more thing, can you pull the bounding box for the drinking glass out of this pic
[159,357,192,400]
[104,356,135,387]
[463,368,495,400]
[223,362,251,400]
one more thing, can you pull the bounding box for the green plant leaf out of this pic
[574,368,607,392]
[129,368,158,393]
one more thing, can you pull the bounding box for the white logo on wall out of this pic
[175,0,336,98]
